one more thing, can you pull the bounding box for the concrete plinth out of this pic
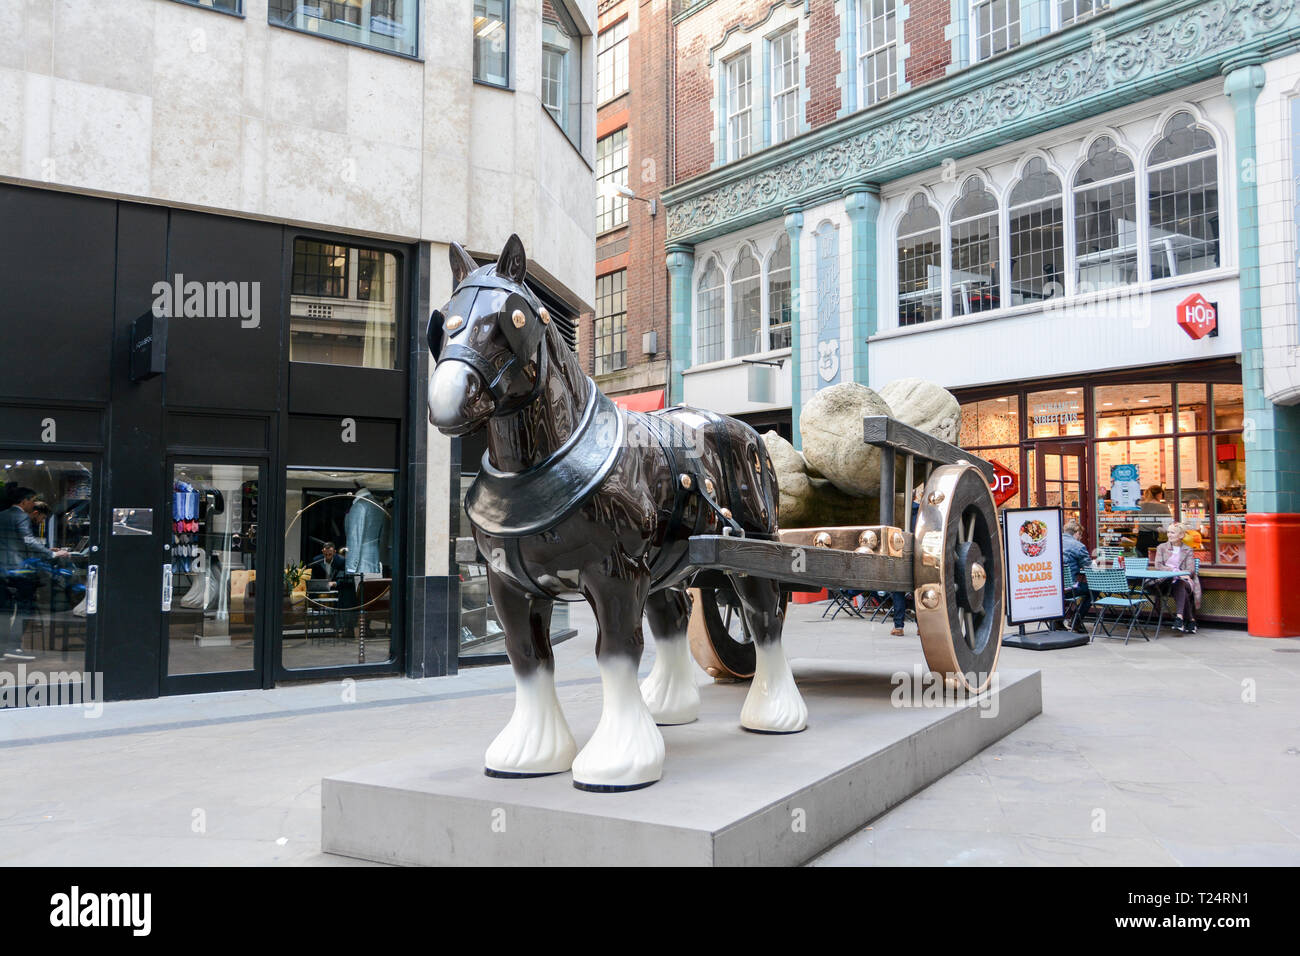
[321,661,1042,866]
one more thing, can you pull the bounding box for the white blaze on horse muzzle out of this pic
[428,361,492,435]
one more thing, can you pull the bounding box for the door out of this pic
[1034,442,1089,542]
[161,458,267,692]
[1,455,100,701]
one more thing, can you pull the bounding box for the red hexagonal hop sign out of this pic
[1177,293,1218,340]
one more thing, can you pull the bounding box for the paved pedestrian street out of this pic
[2,601,1296,866]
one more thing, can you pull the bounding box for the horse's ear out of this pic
[448,242,476,288]
[497,234,528,285]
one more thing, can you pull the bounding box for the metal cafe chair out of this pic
[823,588,865,620]
[1084,567,1151,645]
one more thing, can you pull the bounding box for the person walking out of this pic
[889,487,923,636]
[1153,522,1201,633]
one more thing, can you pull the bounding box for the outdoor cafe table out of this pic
[1122,567,1186,638]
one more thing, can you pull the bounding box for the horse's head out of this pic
[426,234,552,436]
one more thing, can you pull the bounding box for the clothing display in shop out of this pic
[344,488,386,574]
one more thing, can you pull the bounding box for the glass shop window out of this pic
[1027,387,1086,438]
[282,470,396,670]
[289,239,399,370]
[959,395,1021,448]
[268,0,419,58]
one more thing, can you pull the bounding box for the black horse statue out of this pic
[427,236,807,791]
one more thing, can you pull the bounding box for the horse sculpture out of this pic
[427,236,808,791]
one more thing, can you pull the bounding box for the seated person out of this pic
[1153,523,1201,634]
[308,541,346,590]
[1059,519,1092,634]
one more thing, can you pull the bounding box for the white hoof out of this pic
[640,636,700,725]
[740,642,808,733]
[485,668,578,775]
[573,657,665,790]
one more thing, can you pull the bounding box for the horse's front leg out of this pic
[572,572,665,791]
[640,587,700,725]
[483,569,578,777]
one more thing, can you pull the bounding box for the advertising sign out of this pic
[1109,463,1141,511]
[1002,507,1065,625]
[1176,292,1218,340]
[988,460,1019,506]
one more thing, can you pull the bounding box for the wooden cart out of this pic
[686,416,1004,694]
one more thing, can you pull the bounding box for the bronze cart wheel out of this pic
[912,463,1005,693]
[687,583,756,680]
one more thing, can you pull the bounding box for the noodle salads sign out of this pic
[1001,507,1065,625]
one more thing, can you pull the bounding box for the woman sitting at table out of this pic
[1153,522,1201,633]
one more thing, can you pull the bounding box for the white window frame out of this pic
[725,51,754,161]
[969,0,1021,64]
[596,17,629,105]
[770,28,800,146]
[1055,0,1110,29]
[857,0,898,108]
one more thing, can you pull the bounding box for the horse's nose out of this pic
[428,360,482,431]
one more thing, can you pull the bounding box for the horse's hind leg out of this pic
[572,574,665,791]
[483,569,578,777]
[731,574,808,733]
[640,587,700,725]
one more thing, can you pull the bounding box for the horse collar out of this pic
[465,385,624,538]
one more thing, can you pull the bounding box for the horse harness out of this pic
[463,392,767,598]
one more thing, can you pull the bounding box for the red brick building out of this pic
[579,0,672,409]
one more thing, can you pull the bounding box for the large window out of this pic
[268,0,419,58]
[971,0,1020,62]
[1008,158,1064,305]
[289,239,399,370]
[896,194,942,326]
[725,52,753,161]
[949,177,999,315]
[1146,111,1219,280]
[770,29,800,146]
[594,271,627,376]
[172,0,241,12]
[597,18,629,104]
[858,0,898,107]
[1057,0,1108,26]
[596,129,629,233]
[696,259,725,364]
[730,245,762,357]
[1073,136,1138,291]
[542,1,582,148]
[474,0,510,86]
[768,234,792,350]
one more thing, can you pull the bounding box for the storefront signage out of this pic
[989,460,1019,506]
[129,311,168,382]
[1002,507,1065,625]
[1110,463,1142,511]
[1031,401,1080,428]
[1176,293,1218,340]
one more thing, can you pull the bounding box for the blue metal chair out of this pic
[1084,567,1150,644]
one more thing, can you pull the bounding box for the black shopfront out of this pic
[0,183,456,702]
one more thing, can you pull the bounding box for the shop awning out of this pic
[612,389,665,413]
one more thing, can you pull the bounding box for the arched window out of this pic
[1073,136,1137,291]
[730,245,762,357]
[767,234,792,350]
[1147,111,1219,279]
[950,177,999,315]
[1009,158,1064,304]
[696,259,725,364]
[897,194,941,326]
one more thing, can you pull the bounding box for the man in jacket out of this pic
[1,486,69,660]
[308,542,346,590]
[1060,518,1092,634]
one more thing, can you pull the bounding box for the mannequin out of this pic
[344,488,385,574]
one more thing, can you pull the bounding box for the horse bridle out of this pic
[429,280,550,417]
